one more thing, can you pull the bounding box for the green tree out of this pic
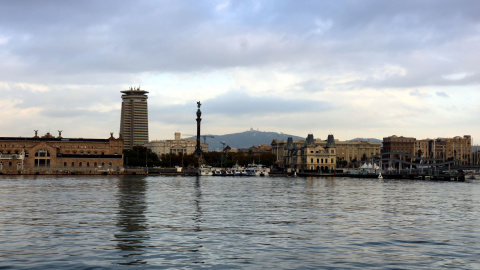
[124,145,160,167]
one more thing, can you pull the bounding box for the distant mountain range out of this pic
[194,129,382,151]
[349,138,382,143]
[196,129,305,151]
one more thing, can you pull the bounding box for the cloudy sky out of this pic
[1,0,480,142]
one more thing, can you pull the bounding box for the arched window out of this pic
[94,162,97,167]
[79,162,82,167]
[64,162,67,167]
[71,162,74,167]
[109,162,112,167]
[87,162,90,167]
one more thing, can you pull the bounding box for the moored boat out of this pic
[232,163,247,176]
[198,165,213,176]
[245,163,269,177]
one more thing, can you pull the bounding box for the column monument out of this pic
[194,101,204,163]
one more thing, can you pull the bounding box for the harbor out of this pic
[2,174,480,269]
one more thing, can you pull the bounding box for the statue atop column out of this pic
[194,101,203,163]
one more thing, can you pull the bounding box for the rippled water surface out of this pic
[1,175,480,269]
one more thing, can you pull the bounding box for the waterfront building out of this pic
[415,139,430,157]
[442,135,472,164]
[384,135,472,164]
[238,144,272,155]
[272,134,337,171]
[324,139,381,163]
[272,137,381,167]
[120,87,149,150]
[145,132,209,157]
[382,135,416,156]
[0,131,123,173]
[271,137,305,168]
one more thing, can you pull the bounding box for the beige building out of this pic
[382,135,416,156]
[272,134,337,171]
[0,131,123,173]
[120,87,149,150]
[323,139,381,162]
[383,135,472,164]
[272,136,381,167]
[145,132,209,157]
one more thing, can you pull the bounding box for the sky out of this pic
[1,0,480,143]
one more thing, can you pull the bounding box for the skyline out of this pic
[1,1,479,142]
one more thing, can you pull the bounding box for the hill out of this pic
[192,131,383,151]
[349,138,382,143]
[198,129,305,151]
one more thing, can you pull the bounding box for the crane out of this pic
[183,134,215,143]
[202,135,215,143]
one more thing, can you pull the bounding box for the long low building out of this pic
[272,135,381,168]
[145,132,208,157]
[0,131,124,173]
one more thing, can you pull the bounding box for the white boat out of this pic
[466,172,480,180]
[378,172,383,179]
[198,165,213,176]
[246,163,269,177]
[224,169,234,176]
[212,168,222,176]
[232,163,247,176]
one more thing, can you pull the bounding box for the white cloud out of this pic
[0,0,480,141]
[443,72,470,81]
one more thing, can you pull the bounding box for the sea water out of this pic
[1,175,480,269]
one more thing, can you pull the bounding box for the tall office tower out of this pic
[120,87,149,150]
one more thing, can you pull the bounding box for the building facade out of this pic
[272,137,381,168]
[382,135,416,156]
[145,132,209,157]
[0,131,123,172]
[120,87,149,150]
[322,139,381,163]
[383,135,472,164]
[272,134,337,171]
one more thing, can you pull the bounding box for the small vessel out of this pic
[466,171,480,180]
[212,168,222,176]
[246,162,269,177]
[198,165,213,176]
[232,163,247,176]
[378,172,383,179]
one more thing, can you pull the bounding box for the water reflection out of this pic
[193,176,203,232]
[114,175,149,265]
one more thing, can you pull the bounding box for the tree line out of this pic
[123,146,277,168]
